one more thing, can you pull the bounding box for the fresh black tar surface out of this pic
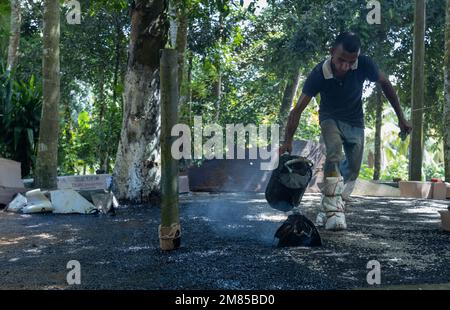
[1,193,449,289]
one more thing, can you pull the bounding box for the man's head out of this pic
[330,32,361,76]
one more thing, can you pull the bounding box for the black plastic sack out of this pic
[274,214,322,247]
[265,154,313,212]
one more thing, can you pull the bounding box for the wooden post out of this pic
[159,49,180,251]
[409,0,426,181]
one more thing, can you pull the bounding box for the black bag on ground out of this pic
[265,154,313,212]
[274,214,322,247]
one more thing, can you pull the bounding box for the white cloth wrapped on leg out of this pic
[316,177,347,231]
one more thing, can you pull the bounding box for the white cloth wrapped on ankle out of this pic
[317,176,347,230]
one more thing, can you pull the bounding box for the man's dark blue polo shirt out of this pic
[302,55,380,128]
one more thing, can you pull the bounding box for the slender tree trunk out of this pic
[167,2,188,105]
[445,0,450,182]
[64,100,74,173]
[278,70,301,141]
[373,85,383,180]
[4,0,21,115]
[105,13,124,174]
[213,71,222,121]
[367,150,374,168]
[35,0,60,190]
[106,155,110,174]
[213,13,224,122]
[187,52,193,123]
[168,1,177,47]
[97,75,106,122]
[176,6,188,95]
[409,0,426,181]
[102,151,109,173]
[7,0,21,73]
[97,76,108,172]
[112,0,168,203]
[112,13,122,105]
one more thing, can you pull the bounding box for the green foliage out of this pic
[358,164,374,181]
[58,95,123,175]
[0,0,10,60]
[294,104,321,142]
[363,108,445,181]
[0,65,42,178]
[59,110,96,175]
[2,0,446,181]
[381,155,409,181]
[185,0,278,127]
[424,162,445,181]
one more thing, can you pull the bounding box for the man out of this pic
[279,32,412,231]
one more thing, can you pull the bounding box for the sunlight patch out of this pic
[244,213,286,222]
[0,236,26,245]
[33,233,56,240]
[401,206,443,214]
[124,246,152,252]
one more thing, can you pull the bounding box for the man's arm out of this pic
[279,93,313,154]
[378,71,412,135]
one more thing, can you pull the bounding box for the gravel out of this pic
[1,192,449,290]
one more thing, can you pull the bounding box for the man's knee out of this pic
[321,120,344,163]
[324,140,344,177]
[347,148,363,180]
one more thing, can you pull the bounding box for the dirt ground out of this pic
[1,192,449,290]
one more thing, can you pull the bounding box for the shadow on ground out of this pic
[0,193,449,289]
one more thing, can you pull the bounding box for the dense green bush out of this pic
[0,64,42,177]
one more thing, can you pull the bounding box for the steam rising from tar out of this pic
[183,193,288,246]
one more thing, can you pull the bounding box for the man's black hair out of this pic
[333,32,361,53]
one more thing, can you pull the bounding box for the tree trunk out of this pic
[63,99,74,173]
[367,150,374,168]
[7,0,21,73]
[168,1,177,47]
[445,0,450,182]
[409,0,426,181]
[176,6,188,95]
[112,0,168,203]
[213,72,222,121]
[97,75,108,172]
[213,13,224,122]
[112,13,122,106]
[104,13,124,174]
[279,70,301,141]
[35,0,60,190]
[373,85,383,180]
[100,151,109,173]
[187,52,193,123]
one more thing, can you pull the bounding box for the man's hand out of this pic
[279,141,292,155]
[398,118,412,141]
[378,72,412,139]
[399,118,412,135]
